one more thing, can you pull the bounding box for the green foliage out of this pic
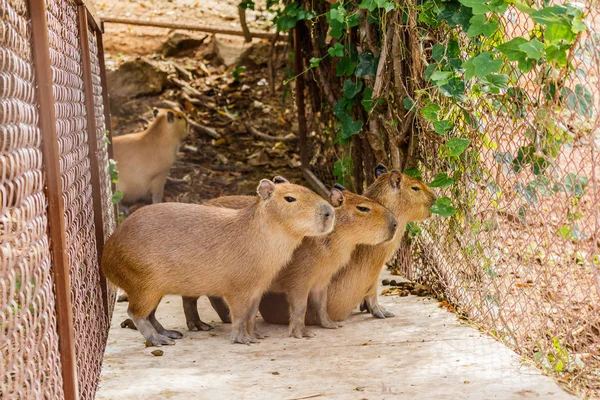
[334,157,354,186]
[429,173,455,188]
[108,159,119,183]
[431,196,457,217]
[445,138,471,157]
[276,2,314,31]
[112,190,124,205]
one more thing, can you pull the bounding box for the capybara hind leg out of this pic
[246,295,269,340]
[209,296,232,324]
[150,176,166,204]
[310,286,342,329]
[117,291,129,302]
[288,291,314,339]
[183,297,214,331]
[149,309,183,339]
[364,285,394,318]
[227,297,258,345]
[127,292,173,346]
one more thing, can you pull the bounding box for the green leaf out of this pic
[328,43,345,57]
[434,120,454,134]
[403,168,422,180]
[112,190,124,204]
[359,0,395,11]
[361,87,383,112]
[562,84,593,117]
[497,37,528,61]
[430,71,453,86]
[343,79,363,99]
[518,39,544,60]
[446,138,471,157]
[403,97,414,111]
[429,173,455,188]
[330,6,346,23]
[432,43,445,62]
[480,74,509,93]
[466,14,499,37]
[430,196,457,217]
[405,222,422,239]
[309,57,322,68]
[355,51,378,77]
[333,157,353,186]
[459,0,507,14]
[563,173,588,198]
[462,52,502,80]
[336,56,357,76]
[545,44,569,67]
[439,77,466,101]
[421,103,441,122]
[339,117,363,140]
[424,64,437,81]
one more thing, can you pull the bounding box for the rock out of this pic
[160,32,207,57]
[120,318,137,330]
[240,41,270,67]
[389,280,398,286]
[382,279,390,286]
[211,37,250,67]
[107,58,168,100]
[151,350,164,356]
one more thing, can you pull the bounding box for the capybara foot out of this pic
[290,326,315,339]
[117,293,129,302]
[320,318,342,329]
[252,329,269,339]
[186,319,214,332]
[372,307,395,319]
[231,331,259,345]
[146,334,176,347]
[162,329,184,339]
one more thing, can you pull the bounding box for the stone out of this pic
[160,32,207,57]
[107,58,168,100]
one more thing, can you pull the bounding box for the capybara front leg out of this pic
[182,296,214,331]
[310,286,342,329]
[209,296,232,323]
[288,290,314,339]
[228,297,259,345]
[364,284,394,319]
[246,295,269,340]
[149,308,183,339]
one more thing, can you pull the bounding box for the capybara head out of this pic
[153,107,188,140]
[328,184,398,244]
[257,177,335,236]
[366,164,437,222]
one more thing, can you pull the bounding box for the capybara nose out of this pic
[321,203,334,219]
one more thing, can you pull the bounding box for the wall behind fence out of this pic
[1,0,115,398]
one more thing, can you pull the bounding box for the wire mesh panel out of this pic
[0,0,65,397]
[46,0,108,398]
[398,5,600,397]
[87,26,117,318]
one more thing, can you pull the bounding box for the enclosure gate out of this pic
[0,0,116,399]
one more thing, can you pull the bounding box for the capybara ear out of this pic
[333,183,346,191]
[167,111,175,123]
[375,164,388,178]
[389,170,402,189]
[153,108,159,118]
[273,176,290,184]
[329,187,345,207]
[257,179,276,201]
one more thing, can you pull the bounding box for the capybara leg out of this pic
[246,295,269,340]
[150,176,166,204]
[117,291,129,302]
[209,296,232,323]
[310,286,342,329]
[364,285,394,318]
[127,292,173,346]
[118,204,130,217]
[228,297,258,345]
[288,291,314,339]
[182,296,214,331]
[149,308,183,339]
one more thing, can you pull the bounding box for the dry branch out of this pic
[245,122,297,143]
[238,6,252,43]
[189,119,221,139]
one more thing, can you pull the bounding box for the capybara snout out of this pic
[385,212,398,242]
[318,201,335,234]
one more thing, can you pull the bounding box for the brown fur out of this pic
[260,168,437,325]
[102,180,335,345]
[113,108,188,204]
[189,188,398,337]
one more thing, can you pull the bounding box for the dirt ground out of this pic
[96,270,575,399]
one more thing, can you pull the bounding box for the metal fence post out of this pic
[77,5,109,316]
[28,0,79,398]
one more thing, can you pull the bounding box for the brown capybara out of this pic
[259,164,437,325]
[183,183,398,338]
[113,108,188,205]
[102,178,335,346]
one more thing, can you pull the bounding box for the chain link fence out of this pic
[1,0,115,398]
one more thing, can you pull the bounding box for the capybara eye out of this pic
[356,206,370,212]
[284,196,296,203]
[411,186,421,191]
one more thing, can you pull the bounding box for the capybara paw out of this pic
[163,330,184,339]
[359,301,370,313]
[253,329,269,339]
[320,319,339,329]
[371,308,395,319]
[187,320,214,332]
[382,309,395,318]
[290,327,315,339]
[117,293,129,302]
[146,334,175,347]
[231,332,254,345]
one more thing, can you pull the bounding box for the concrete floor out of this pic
[97,270,575,400]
